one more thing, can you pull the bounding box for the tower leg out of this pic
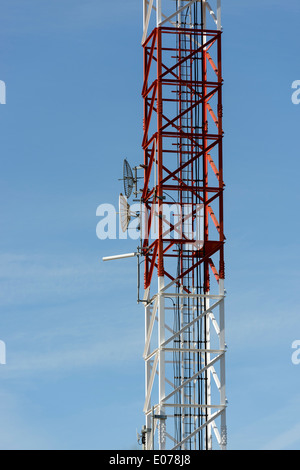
[158,275,166,450]
[219,278,227,450]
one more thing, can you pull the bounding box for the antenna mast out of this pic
[141,0,227,450]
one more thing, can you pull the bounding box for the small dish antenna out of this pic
[119,193,138,233]
[123,159,135,198]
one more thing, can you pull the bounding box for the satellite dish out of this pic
[123,159,135,198]
[119,193,132,232]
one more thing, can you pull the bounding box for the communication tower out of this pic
[104,0,227,451]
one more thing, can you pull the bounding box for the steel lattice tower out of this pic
[141,0,227,450]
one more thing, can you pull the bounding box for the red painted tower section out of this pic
[142,26,225,293]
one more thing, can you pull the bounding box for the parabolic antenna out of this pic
[119,193,132,232]
[123,159,135,198]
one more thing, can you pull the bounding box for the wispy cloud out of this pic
[0,250,142,377]
[3,331,143,377]
[0,390,52,450]
[0,252,135,307]
[261,422,300,450]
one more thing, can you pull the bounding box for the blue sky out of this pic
[0,0,299,450]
